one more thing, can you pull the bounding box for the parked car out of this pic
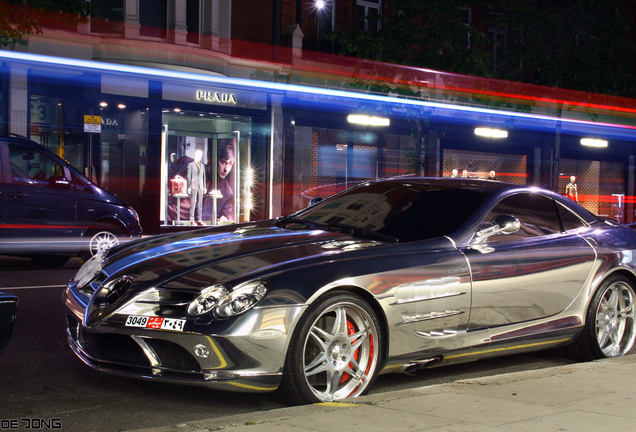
[0,292,18,352]
[63,178,636,404]
[0,134,142,266]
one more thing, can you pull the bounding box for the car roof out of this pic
[366,176,600,228]
[0,134,40,145]
[367,177,529,197]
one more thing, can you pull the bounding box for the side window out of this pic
[71,172,89,189]
[8,144,65,187]
[480,193,561,243]
[557,202,588,231]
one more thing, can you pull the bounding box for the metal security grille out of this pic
[442,149,527,185]
[560,158,625,221]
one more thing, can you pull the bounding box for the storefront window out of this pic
[30,95,85,169]
[290,124,417,212]
[560,158,625,222]
[92,105,149,214]
[161,111,253,226]
[305,128,383,199]
[443,149,528,184]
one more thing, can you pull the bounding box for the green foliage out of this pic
[331,0,636,97]
[0,0,93,47]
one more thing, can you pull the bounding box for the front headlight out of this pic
[73,251,106,287]
[187,285,229,316]
[187,280,269,318]
[127,207,140,224]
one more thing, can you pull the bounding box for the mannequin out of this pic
[187,149,207,225]
[565,175,578,202]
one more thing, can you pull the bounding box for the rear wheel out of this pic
[569,274,636,360]
[280,290,382,405]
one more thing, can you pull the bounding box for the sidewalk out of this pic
[131,355,636,432]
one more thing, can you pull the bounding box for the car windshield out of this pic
[287,181,492,242]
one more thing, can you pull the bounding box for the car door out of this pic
[461,192,596,331]
[2,142,79,252]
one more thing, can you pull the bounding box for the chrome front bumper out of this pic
[64,286,306,393]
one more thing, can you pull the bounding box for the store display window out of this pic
[559,158,625,222]
[160,111,253,226]
[443,149,528,184]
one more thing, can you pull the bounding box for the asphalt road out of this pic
[0,255,580,432]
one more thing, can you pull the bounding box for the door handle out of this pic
[8,191,27,198]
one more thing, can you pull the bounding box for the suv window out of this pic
[8,144,65,186]
[480,193,561,243]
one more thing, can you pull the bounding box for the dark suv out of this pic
[0,134,142,267]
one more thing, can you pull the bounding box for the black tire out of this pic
[80,225,122,261]
[569,274,636,361]
[279,290,382,405]
[30,254,71,268]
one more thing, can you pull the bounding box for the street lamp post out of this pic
[315,0,328,51]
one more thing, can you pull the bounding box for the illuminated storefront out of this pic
[2,50,636,233]
[159,83,269,226]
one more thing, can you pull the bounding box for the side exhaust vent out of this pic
[398,356,443,373]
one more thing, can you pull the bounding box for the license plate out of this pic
[125,315,185,331]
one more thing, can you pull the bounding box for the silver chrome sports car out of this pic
[64,178,636,404]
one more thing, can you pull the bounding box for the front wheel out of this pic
[280,290,382,405]
[569,274,636,361]
[81,226,123,261]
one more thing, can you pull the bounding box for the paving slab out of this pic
[129,355,636,432]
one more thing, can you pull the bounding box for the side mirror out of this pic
[474,214,521,244]
[309,197,323,206]
[48,176,72,190]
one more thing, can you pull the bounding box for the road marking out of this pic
[0,285,67,290]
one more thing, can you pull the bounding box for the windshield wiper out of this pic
[275,216,329,231]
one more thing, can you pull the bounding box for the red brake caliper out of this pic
[340,320,357,384]
[341,320,375,397]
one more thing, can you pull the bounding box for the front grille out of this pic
[74,325,201,373]
[81,330,149,366]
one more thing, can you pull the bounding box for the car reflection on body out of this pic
[63,178,636,404]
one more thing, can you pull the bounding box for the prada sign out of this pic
[196,90,237,104]
[163,83,267,110]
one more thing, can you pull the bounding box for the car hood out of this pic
[78,221,456,328]
[98,221,387,287]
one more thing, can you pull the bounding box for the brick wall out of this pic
[232,0,274,43]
